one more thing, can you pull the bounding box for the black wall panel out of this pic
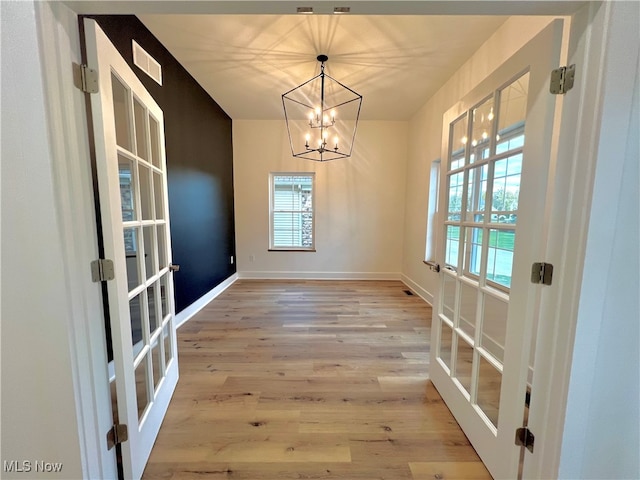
[87,15,236,313]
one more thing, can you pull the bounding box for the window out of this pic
[269,173,315,250]
[443,72,530,290]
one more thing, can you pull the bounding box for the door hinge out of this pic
[106,424,128,450]
[550,64,575,94]
[91,259,115,282]
[515,427,535,453]
[531,262,553,286]
[73,62,99,93]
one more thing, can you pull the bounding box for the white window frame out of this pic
[269,172,316,251]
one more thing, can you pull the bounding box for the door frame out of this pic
[522,2,639,478]
[33,1,629,478]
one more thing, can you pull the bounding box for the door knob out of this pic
[169,264,180,272]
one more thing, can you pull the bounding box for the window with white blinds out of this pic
[269,173,315,250]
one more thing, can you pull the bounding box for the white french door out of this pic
[429,20,563,479]
[84,19,179,480]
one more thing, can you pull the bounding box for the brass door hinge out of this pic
[515,427,535,453]
[106,424,128,450]
[531,262,553,286]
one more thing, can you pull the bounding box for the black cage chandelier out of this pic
[282,55,362,162]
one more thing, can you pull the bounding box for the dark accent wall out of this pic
[87,15,236,313]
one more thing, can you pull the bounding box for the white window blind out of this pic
[270,173,315,250]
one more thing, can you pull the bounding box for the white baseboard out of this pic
[400,274,434,305]
[237,271,402,280]
[174,273,238,329]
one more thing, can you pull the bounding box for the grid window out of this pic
[270,173,315,250]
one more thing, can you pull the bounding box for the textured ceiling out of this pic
[138,14,508,120]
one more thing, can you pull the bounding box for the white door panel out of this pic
[430,20,563,480]
[84,19,179,480]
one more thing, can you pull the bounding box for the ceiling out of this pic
[138,14,510,120]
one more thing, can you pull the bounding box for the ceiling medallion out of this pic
[282,54,362,162]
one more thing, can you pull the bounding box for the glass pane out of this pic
[138,164,153,221]
[465,165,488,222]
[157,224,168,270]
[273,212,300,247]
[442,274,456,322]
[159,274,169,320]
[459,282,477,338]
[487,229,515,288]
[135,355,150,421]
[151,338,162,393]
[149,114,161,168]
[163,322,172,367]
[143,225,156,280]
[491,154,521,224]
[447,172,463,221]
[464,227,483,277]
[481,294,508,363]
[445,225,460,268]
[124,227,141,291]
[439,322,453,371]
[449,114,467,170]
[469,96,494,163]
[477,355,502,428]
[497,73,529,154]
[496,131,524,155]
[455,338,474,395]
[133,98,148,161]
[129,293,143,354]
[119,155,136,221]
[111,73,132,151]
[147,282,160,335]
[153,172,165,220]
[301,212,313,247]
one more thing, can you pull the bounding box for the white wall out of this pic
[233,120,408,279]
[1,2,116,478]
[1,2,84,477]
[401,16,560,303]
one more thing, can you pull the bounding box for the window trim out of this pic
[268,172,316,252]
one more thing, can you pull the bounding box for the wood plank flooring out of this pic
[142,280,492,480]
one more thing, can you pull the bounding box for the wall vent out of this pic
[132,40,162,86]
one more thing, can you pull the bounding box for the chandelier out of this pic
[282,55,362,162]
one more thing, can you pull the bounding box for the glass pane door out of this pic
[85,18,179,480]
[438,71,529,430]
[429,21,562,478]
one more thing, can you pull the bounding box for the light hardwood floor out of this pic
[142,280,492,480]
